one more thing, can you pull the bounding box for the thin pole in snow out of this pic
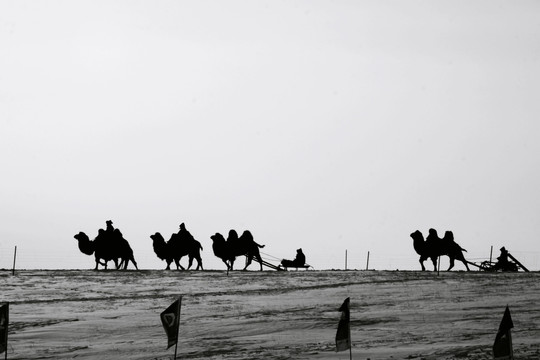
[365,251,370,271]
[348,318,352,360]
[4,302,8,360]
[345,250,347,270]
[12,247,17,276]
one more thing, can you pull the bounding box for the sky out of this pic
[1,0,540,271]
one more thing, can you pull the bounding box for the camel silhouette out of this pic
[150,223,203,270]
[210,230,264,272]
[411,229,470,271]
[74,221,138,270]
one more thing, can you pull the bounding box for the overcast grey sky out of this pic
[1,0,540,270]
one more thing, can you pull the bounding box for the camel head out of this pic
[211,233,226,244]
[410,230,425,256]
[150,232,168,261]
[150,232,166,244]
[74,232,90,243]
[211,233,228,255]
[74,232,95,256]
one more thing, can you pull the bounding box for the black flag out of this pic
[160,297,182,349]
[493,306,514,360]
[0,303,8,355]
[335,297,351,352]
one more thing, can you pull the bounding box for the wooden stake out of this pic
[12,247,17,276]
[365,251,370,271]
[345,250,347,270]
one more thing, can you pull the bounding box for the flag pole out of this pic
[348,318,352,360]
[173,296,182,360]
[3,302,8,360]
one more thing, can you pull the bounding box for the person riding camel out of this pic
[106,220,114,233]
[178,223,193,239]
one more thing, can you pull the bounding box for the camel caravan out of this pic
[410,228,529,272]
[74,222,529,272]
[75,221,277,271]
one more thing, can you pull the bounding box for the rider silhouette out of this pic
[281,248,306,268]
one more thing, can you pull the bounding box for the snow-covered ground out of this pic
[1,270,539,359]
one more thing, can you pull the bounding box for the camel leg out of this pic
[222,259,230,270]
[419,257,426,271]
[243,256,252,271]
[127,258,137,270]
[197,257,203,270]
[187,256,194,270]
[176,259,185,270]
[256,254,263,271]
[456,254,470,271]
[431,257,437,271]
[165,262,171,270]
[447,258,455,271]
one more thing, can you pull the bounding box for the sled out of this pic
[466,250,529,272]
[279,263,313,271]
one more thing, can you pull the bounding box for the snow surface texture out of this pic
[1,270,539,359]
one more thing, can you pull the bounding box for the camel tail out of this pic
[257,243,265,249]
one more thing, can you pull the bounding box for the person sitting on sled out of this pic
[493,247,510,271]
[281,248,306,268]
